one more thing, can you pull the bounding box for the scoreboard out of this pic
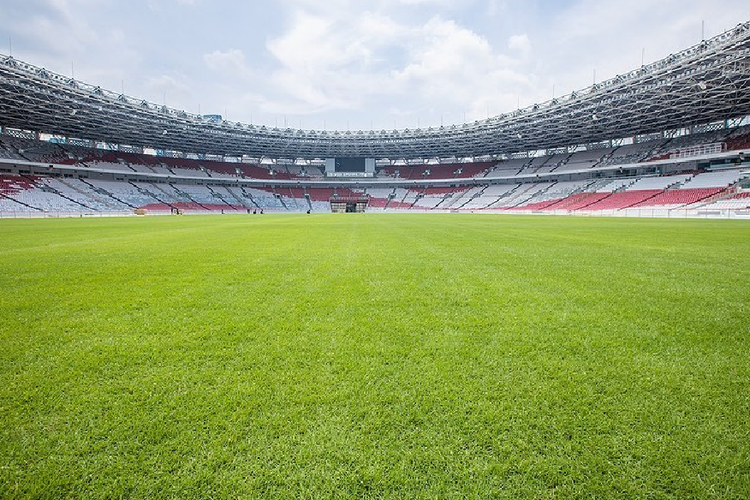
[336,157,366,172]
[325,158,375,177]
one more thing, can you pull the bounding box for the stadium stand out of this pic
[508,180,592,210]
[699,191,750,210]
[2,131,747,217]
[2,23,750,218]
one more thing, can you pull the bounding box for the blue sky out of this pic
[1,0,749,130]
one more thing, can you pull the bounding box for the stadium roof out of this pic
[1,21,750,161]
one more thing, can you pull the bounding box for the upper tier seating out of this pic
[0,136,71,164]
[724,126,750,151]
[600,141,665,167]
[377,162,493,180]
[554,149,611,172]
[485,159,527,177]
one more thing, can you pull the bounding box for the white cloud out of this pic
[259,10,406,114]
[381,0,456,4]
[528,0,750,106]
[486,0,506,17]
[143,74,193,106]
[203,49,254,80]
[267,11,368,72]
[403,17,531,119]
[4,0,750,130]
[247,8,532,124]
[508,34,531,55]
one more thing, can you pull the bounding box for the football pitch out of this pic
[1,213,749,499]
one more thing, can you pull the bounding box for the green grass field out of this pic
[1,214,749,499]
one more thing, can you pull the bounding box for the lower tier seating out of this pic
[0,167,747,215]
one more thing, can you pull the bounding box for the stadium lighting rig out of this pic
[1,22,750,161]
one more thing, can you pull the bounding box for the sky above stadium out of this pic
[1,0,749,131]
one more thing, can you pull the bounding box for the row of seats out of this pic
[3,123,750,181]
[0,166,746,214]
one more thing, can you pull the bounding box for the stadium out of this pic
[1,8,750,500]
[1,22,750,216]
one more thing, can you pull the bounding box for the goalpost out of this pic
[330,196,369,213]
